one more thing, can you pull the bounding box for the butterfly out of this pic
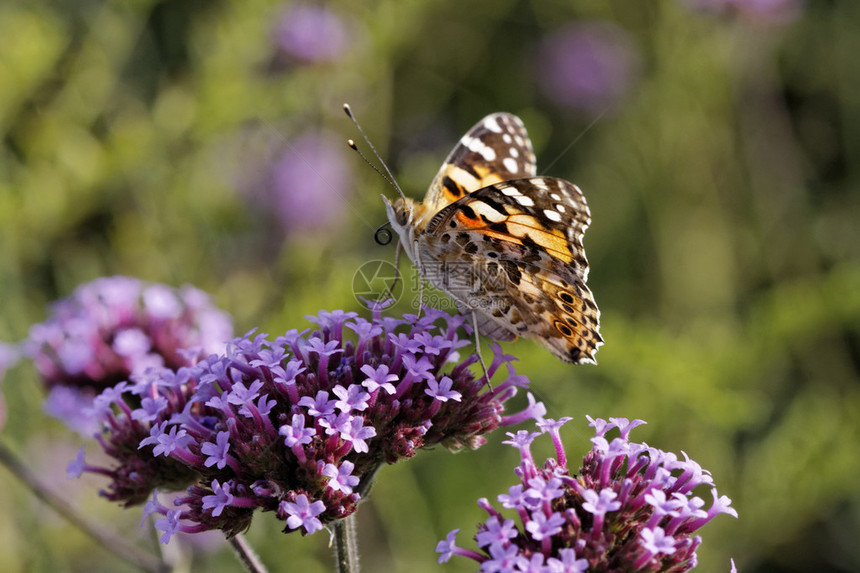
[383,113,602,364]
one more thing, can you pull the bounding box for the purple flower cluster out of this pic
[71,307,540,543]
[438,416,737,572]
[273,3,349,64]
[269,131,353,236]
[0,342,20,383]
[0,342,16,430]
[26,276,232,434]
[535,21,640,116]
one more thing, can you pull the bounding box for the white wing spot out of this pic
[502,134,512,144]
[514,135,525,147]
[515,195,535,207]
[550,193,562,201]
[500,185,519,196]
[448,165,480,190]
[556,204,566,213]
[479,145,497,161]
[475,202,506,222]
[483,116,503,133]
[509,147,519,158]
[533,179,548,190]
[544,209,563,223]
[502,157,519,172]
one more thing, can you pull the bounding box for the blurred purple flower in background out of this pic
[0,342,20,429]
[0,342,21,430]
[536,21,640,116]
[274,3,349,64]
[0,343,15,430]
[683,0,803,24]
[269,131,353,236]
[438,416,737,571]
[0,343,20,383]
[26,277,233,434]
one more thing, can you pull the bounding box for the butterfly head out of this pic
[382,195,420,239]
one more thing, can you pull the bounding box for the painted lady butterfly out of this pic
[383,113,602,364]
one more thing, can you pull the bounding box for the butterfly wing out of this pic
[419,177,602,363]
[422,113,537,214]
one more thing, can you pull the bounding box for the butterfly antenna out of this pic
[343,103,407,201]
[346,139,396,190]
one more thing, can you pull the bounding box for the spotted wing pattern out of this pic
[422,113,537,215]
[417,177,601,363]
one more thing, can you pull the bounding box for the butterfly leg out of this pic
[413,244,425,321]
[416,277,425,320]
[471,310,492,389]
[378,240,403,304]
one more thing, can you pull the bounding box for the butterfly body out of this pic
[384,113,602,364]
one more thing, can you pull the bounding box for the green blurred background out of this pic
[1,0,858,571]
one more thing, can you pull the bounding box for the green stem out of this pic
[228,534,268,573]
[332,515,359,573]
[355,462,382,499]
[332,461,383,573]
[0,439,168,573]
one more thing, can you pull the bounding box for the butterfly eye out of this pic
[396,208,409,227]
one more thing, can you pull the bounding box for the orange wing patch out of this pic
[472,164,506,188]
[504,215,573,263]
[440,164,507,204]
[452,205,573,263]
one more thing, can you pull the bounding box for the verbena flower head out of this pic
[438,416,737,572]
[73,307,540,542]
[268,131,353,236]
[0,342,17,430]
[28,276,232,390]
[536,21,640,116]
[273,3,349,64]
[27,277,233,434]
[0,342,20,383]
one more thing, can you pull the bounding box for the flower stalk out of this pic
[333,515,360,573]
[0,439,168,573]
[228,533,268,573]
